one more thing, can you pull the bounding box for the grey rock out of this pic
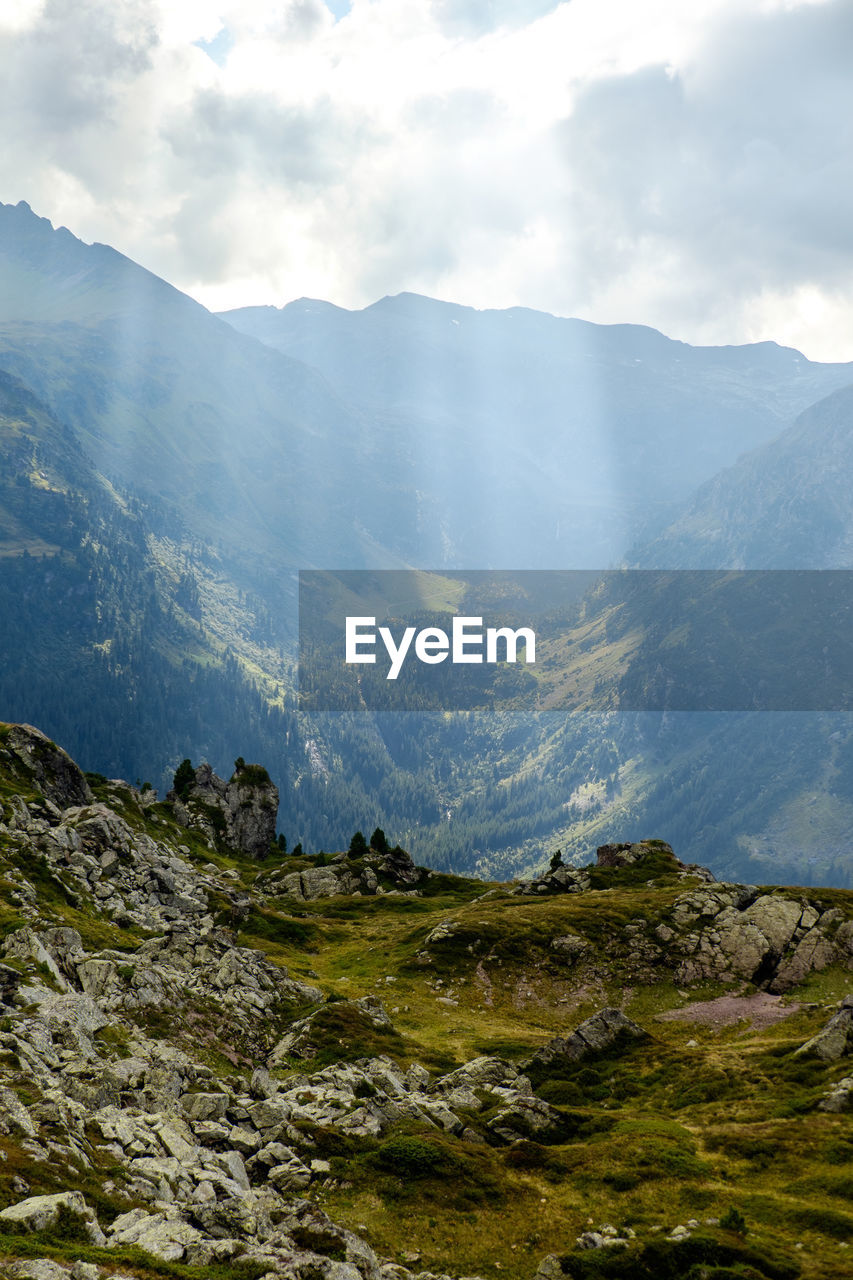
[772,925,838,992]
[228,1124,260,1154]
[181,1091,230,1121]
[2,927,70,991]
[549,934,589,958]
[267,1154,312,1191]
[6,1262,73,1280]
[526,1008,648,1068]
[433,1056,531,1098]
[796,1003,853,1061]
[0,1191,104,1244]
[250,1066,275,1098]
[424,920,458,946]
[487,1096,568,1144]
[107,1209,204,1261]
[818,1076,853,1112]
[0,1084,37,1137]
[71,1265,103,1280]
[170,761,277,860]
[189,1195,271,1240]
[4,723,92,808]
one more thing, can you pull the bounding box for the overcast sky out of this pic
[1,0,852,359]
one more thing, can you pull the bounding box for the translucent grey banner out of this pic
[297,569,853,712]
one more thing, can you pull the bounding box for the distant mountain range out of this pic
[221,293,853,568]
[3,198,853,885]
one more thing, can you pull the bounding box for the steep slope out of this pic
[1,726,853,1279]
[0,366,300,789]
[568,381,853,885]
[635,382,853,569]
[0,201,405,577]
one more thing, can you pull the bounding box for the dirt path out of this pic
[656,990,802,1031]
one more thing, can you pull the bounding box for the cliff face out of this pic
[0,721,852,1280]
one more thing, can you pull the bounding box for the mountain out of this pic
[5,199,853,885]
[575,382,853,886]
[221,292,853,566]
[0,200,409,581]
[635,382,853,569]
[0,722,850,1279]
[0,363,299,784]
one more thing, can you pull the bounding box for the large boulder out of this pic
[673,889,844,988]
[0,1191,104,1244]
[526,1008,648,1069]
[796,997,853,1062]
[819,1077,853,1113]
[106,1208,204,1261]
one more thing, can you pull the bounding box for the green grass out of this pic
[3,740,853,1279]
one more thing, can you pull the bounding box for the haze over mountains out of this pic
[636,383,853,569]
[3,198,853,885]
[221,294,853,568]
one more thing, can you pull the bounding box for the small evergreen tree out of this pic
[277,833,287,854]
[292,841,303,857]
[549,848,564,872]
[720,1207,747,1237]
[349,830,368,856]
[369,827,389,854]
[173,758,195,799]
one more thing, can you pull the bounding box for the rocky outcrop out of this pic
[0,723,92,809]
[0,1191,104,1244]
[0,795,212,932]
[511,838,713,896]
[170,760,278,859]
[525,1008,648,1070]
[596,840,660,868]
[264,845,428,901]
[670,885,849,990]
[595,840,714,881]
[513,864,592,896]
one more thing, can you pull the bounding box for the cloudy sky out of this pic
[1,0,852,359]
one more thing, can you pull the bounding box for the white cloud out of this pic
[0,0,850,359]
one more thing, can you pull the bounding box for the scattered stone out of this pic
[818,1076,853,1112]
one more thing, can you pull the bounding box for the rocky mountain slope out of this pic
[1,722,853,1279]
